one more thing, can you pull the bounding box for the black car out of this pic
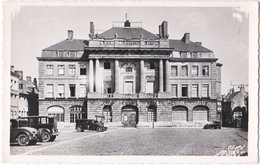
[203,121,222,129]
[76,119,107,132]
[20,116,59,142]
[10,119,38,146]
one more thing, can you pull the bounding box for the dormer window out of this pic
[104,62,111,69]
[126,67,132,72]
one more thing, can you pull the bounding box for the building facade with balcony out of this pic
[37,20,222,127]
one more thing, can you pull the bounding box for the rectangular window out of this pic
[57,51,63,57]
[79,84,86,97]
[191,52,198,58]
[69,84,76,97]
[191,84,198,97]
[46,65,53,75]
[202,66,209,76]
[171,66,178,76]
[69,51,76,58]
[68,65,76,76]
[80,64,87,75]
[58,65,65,75]
[181,65,188,77]
[57,84,65,97]
[104,62,111,69]
[171,84,178,97]
[181,52,188,58]
[46,84,54,98]
[191,66,199,76]
[202,84,209,97]
[103,81,112,94]
[181,84,188,97]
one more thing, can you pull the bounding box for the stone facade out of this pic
[37,20,222,127]
[10,66,39,118]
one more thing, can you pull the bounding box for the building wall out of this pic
[18,95,28,117]
[87,98,217,127]
[10,74,19,119]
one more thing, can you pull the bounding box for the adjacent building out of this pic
[37,19,222,127]
[222,85,248,128]
[10,66,39,119]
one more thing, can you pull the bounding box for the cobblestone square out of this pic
[10,127,247,156]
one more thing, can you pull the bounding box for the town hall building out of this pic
[37,19,222,127]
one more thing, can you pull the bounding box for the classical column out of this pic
[165,60,170,93]
[159,59,164,92]
[114,60,119,93]
[95,59,101,93]
[88,59,94,93]
[140,60,145,93]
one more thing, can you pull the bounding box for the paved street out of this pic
[10,127,247,156]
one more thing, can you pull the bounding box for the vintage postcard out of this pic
[1,0,259,164]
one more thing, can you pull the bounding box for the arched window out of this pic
[103,105,112,122]
[126,67,132,72]
[172,106,188,121]
[48,106,64,122]
[193,105,209,121]
[147,105,156,122]
[70,105,85,123]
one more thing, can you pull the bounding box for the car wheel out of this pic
[76,127,83,132]
[50,135,56,142]
[41,131,51,142]
[97,127,102,132]
[17,134,30,146]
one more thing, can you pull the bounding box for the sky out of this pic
[11,6,249,94]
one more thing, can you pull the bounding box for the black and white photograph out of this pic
[1,1,259,164]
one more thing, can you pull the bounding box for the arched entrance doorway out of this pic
[103,105,112,122]
[193,105,209,121]
[47,106,64,122]
[172,106,188,121]
[121,105,138,127]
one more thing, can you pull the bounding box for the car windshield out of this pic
[19,120,28,127]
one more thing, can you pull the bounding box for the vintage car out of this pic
[203,121,222,129]
[76,116,107,132]
[20,116,59,142]
[10,119,38,146]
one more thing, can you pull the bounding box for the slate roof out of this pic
[97,27,160,40]
[19,80,39,95]
[43,39,88,51]
[169,40,212,52]
[224,91,248,102]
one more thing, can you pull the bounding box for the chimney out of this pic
[182,33,190,43]
[26,76,31,82]
[195,42,202,46]
[161,21,169,39]
[15,71,23,80]
[10,65,14,72]
[89,22,95,39]
[68,30,73,41]
[159,25,162,38]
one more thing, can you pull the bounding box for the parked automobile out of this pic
[203,121,222,129]
[20,116,59,142]
[10,119,38,146]
[76,116,107,132]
